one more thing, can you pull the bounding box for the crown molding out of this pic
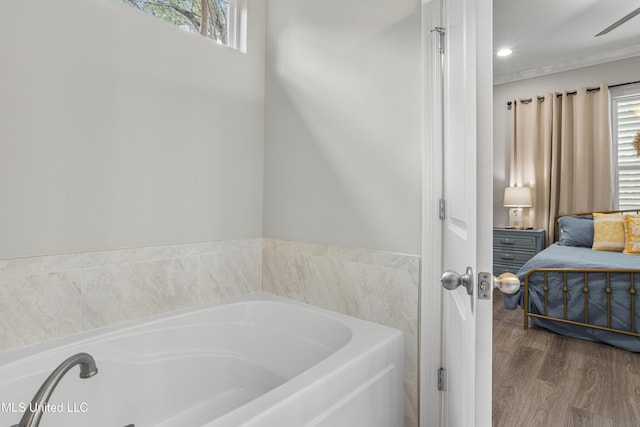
[493,45,640,85]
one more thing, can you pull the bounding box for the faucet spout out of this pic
[14,352,98,427]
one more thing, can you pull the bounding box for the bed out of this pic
[502,210,640,352]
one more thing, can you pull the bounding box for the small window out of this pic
[120,0,245,51]
[611,83,640,209]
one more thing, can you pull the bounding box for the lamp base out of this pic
[509,207,524,229]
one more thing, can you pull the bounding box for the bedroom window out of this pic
[611,83,640,209]
[120,0,246,51]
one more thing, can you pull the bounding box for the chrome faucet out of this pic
[13,352,98,427]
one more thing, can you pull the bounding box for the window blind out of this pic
[614,96,640,209]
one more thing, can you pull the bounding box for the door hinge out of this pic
[431,26,445,54]
[438,198,446,220]
[437,367,446,391]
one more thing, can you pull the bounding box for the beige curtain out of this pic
[510,84,614,244]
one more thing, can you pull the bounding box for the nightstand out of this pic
[493,228,545,276]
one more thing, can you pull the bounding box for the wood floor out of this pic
[492,290,640,427]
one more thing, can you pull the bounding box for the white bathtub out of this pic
[0,292,404,426]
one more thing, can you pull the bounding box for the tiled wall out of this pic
[0,237,420,426]
[0,238,261,351]
[262,238,420,427]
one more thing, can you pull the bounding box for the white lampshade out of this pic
[503,187,532,207]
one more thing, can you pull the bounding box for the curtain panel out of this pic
[509,84,614,243]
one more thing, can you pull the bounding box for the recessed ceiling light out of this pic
[497,48,512,57]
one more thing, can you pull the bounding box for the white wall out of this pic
[0,0,266,258]
[492,56,640,226]
[263,0,423,255]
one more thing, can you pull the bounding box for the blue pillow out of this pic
[557,216,594,247]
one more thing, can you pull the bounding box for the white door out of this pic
[420,0,493,426]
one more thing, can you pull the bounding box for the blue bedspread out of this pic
[502,243,640,352]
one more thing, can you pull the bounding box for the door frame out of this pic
[474,0,494,423]
[419,0,494,425]
[419,0,445,425]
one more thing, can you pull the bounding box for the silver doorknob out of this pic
[493,272,520,294]
[440,266,474,295]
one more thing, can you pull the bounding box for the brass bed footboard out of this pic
[523,268,640,338]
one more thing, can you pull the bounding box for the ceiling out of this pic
[493,0,640,84]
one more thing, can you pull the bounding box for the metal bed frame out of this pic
[524,268,640,338]
[522,209,640,340]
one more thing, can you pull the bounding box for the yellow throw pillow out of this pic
[592,213,625,252]
[623,215,640,255]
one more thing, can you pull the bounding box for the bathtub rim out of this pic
[0,291,402,367]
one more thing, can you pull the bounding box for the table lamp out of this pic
[504,186,532,229]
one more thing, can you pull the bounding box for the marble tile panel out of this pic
[301,255,363,315]
[262,237,291,252]
[261,247,305,300]
[341,262,401,324]
[263,237,330,257]
[405,378,419,427]
[173,256,201,306]
[0,238,265,351]
[0,256,43,279]
[118,245,177,264]
[123,258,199,311]
[327,245,420,282]
[0,271,82,350]
[222,238,261,252]
[43,250,119,273]
[199,246,261,303]
[82,264,168,330]
[177,241,224,257]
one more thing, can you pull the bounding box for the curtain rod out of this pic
[506,80,640,109]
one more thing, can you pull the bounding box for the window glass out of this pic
[120,0,242,49]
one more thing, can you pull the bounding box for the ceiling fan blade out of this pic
[595,7,640,37]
